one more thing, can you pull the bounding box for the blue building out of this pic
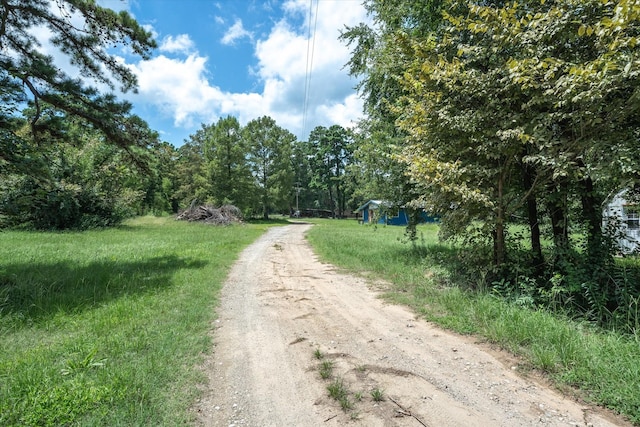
[355,200,437,226]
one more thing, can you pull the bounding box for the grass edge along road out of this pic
[306,219,640,426]
[0,216,271,426]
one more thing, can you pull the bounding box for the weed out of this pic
[60,348,106,376]
[370,387,384,402]
[339,396,353,412]
[319,360,334,379]
[327,378,348,401]
[353,390,363,401]
[313,348,323,360]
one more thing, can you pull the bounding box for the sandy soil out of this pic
[193,223,629,427]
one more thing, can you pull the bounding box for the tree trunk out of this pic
[335,157,343,218]
[262,166,269,219]
[522,163,544,276]
[494,173,506,266]
[547,180,569,272]
[327,184,335,219]
[335,180,342,218]
[580,175,610,278]
[494,217,506,267]
[549,201,568,249]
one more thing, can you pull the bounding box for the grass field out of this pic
[0,216,270,426]
[3,216,640,425]
[306,219,640,425]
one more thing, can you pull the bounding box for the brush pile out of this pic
[176,203,243,225]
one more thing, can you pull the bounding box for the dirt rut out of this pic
[194,223,628,427]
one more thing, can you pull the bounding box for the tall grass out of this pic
[306,219,640,424]
[0,216,270,426]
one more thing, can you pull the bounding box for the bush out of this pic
[0,176,137,230]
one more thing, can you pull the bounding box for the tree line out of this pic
[0,107,360,227]
[171,117,356,220]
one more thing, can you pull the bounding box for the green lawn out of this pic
[306,219,640,425]
[0,216,270,426]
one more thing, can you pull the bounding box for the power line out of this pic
[301,0,319,142]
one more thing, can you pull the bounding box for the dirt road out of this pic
[194,223,628,426]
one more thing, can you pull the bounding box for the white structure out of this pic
[603,190,640,254]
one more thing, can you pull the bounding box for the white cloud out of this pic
[125,0,369,143]
[159,34,195,54]
[129,52,266,129]
[221,19,253,45]
[254,20,306,81]
[281,0,307,16]
[251,0,368,137]
[142,24,159,40]
[317,93,364,130]
[129,53,221,127]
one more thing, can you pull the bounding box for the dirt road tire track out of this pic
[194,223,629,426]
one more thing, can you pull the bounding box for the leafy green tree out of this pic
[174,117,258,215]
[340,0,444,122]
[345,0,639,269]
[394,6,537,266]
[244,116,295,219]
[173,137,208,208]
[394,0,640,279]
[291,139,314,213]
[343,0,640,327]
[345,119,424,225]
[503,0,640,269]
[0,117,148,229]
[340,0,445,229]
[141,141,179,214]
[203,116,254,212]
[307,125,355,218]
[0,0,161,229]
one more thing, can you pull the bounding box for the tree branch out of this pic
[19,76,42,129]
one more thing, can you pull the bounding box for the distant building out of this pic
[355,200,438,226]
[603,190,640,254]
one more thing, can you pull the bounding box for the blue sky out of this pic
[93,0,370,146]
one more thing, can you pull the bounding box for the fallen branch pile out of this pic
[176,204,243,225]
